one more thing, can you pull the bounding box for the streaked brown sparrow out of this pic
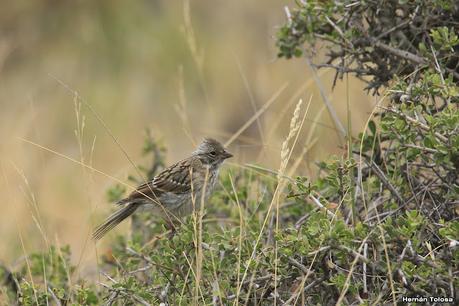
[92,138,232,240]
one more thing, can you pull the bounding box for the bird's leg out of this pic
[167,220,177,232]
[164,217,178,238]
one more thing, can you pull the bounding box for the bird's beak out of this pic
[223,150,233,159]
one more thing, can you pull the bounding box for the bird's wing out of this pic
[125,158,199,203]
[151,158,194,194]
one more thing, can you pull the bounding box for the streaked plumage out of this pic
[92,138,232,240]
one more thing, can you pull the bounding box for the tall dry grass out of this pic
[0,1,372,281]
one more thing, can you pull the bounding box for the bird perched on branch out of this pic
[93,138,232,240]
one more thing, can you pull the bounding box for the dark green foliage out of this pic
[277,0,459,93]
[276,0,459,303]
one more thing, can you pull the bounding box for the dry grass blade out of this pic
[286,102,326,178]
[237,97,310,299]
[175,65,196,146]
[19,138,138,193]
[18,138,183,226]
[191,170,208,305]
[266,68,329,141]
[225,83,288,147]
[1,160,40,305]
[182,0,204,73]
[228,173,244,304]
[48,74,148,183]
[182,250,206,305]
[278,98,305,179]
[182,0,211,109]
[234,54,265,147]
[10,162,49,247]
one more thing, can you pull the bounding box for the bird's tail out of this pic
[92,203,139,240]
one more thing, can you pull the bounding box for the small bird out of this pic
[92,138,233,240]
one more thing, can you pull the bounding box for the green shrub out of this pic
[4,1,458,305]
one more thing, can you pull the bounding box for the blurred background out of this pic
[0,0,373,272]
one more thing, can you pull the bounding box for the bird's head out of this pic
[194,138,233,167]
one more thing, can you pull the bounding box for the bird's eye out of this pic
[209,151,217,156]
